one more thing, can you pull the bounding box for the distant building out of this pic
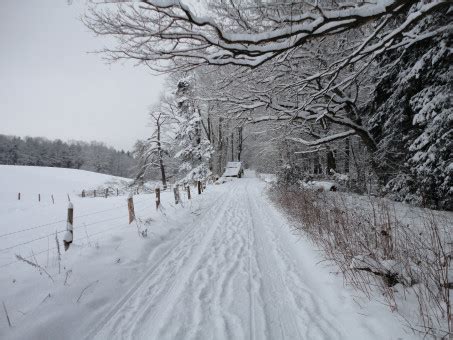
[223,162,244,178]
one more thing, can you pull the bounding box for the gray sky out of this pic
[0,0,165,151]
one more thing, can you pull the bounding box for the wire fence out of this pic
[0,182,207,269]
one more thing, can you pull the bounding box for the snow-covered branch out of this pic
[287,130,356,147]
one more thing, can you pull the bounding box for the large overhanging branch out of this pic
[86,0,449,70]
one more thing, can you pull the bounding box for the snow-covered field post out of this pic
[155,188,161,210]
[51,194,54,204]
[38,193,40,202]
[17,192,20,200]
[82,190,85,198]
[187,185,191,200]
[94,190,96,198]
[127,194,135,224]
[63,202,74,251]
[105,188,108,198]
[197,181,202,195]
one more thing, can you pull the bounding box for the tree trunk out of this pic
[326,148,336,175]
[237,126,243,161]
[231,132,234,161]
[351,141,366,193]
[217,117,224,175]
[314,153,322,175]
[156,123,167,189]
[344,138,350,174]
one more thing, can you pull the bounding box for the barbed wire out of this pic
[0,186,198,267]
[0,199,159,253]
[0,230,66,254]
[0,220,135,269]
[0,194,155,239]
[0,213,134,253]
[0,219,67,239]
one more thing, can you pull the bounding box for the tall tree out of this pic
[173,75,213,182]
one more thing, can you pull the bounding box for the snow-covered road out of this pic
[85,177,411,340]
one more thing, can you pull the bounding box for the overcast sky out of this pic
[0,0,165,151]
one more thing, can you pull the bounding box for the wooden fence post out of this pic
[82,190,85,198]
[51,195,54,204]
[174,186,180,204]
[187,185,191,200]
[38,194,41,202]
[128,194,135,224]
[94,190,96,198]
[197,181,202,195]
[155,188,161,210]
[105,188,108,198]
[63,202,74,251]
[18,193,20,200]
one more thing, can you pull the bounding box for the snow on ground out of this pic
[0,167,417,339]
[0,165,132,205]
[257,173,277,183]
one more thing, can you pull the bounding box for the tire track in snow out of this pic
[128,183,241,339]
[85,182,239,340]
[246,182,343,339]
[243,181,304,340]
[156,184,250,339]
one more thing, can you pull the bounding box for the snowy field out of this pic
[0,166,419,339]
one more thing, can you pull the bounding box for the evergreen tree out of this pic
[173,75,213,183]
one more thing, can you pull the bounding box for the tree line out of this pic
[0,134,137,178]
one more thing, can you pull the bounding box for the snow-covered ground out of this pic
[1,166,417,339]
[0,165,132,205]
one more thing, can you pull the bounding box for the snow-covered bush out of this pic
[276,163,304,186]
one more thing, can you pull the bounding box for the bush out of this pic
[269,185,453,337]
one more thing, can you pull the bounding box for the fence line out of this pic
[0,231,66,254]
[0,213,134,254]
[0,219,138,269]
[0,182,209,267]
[0,196,152,239]
[0,219,67,239]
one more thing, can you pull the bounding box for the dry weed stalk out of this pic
[270,185,452,337]
[15,254,54,283]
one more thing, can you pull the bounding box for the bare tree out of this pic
[134,109,171,188]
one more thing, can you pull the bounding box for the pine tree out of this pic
[173,75,213,183]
